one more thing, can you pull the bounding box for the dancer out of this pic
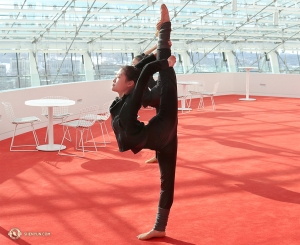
[110,4,177,240]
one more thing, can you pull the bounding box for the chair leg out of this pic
[46,121,72,143]
[211,96,216,111]
[79,130,85,157]
[77,128,98,153]
[186,95,192,109]
[103,122,111,143]
[30,122,40,147]
[10,125,17,151]
[61,118,72,142]
[98,122,107,147]
[89,128,98,152]
[197,96,204,110]
[10,124,39,152]
[59,127,85,158]
[78,129,97,156]
[85,121,110,147]
[58,127,68,155]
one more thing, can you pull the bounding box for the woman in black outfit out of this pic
[109,4,177,240]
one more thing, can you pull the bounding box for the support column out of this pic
[83,52,94,81]
[29,52,41,87]
[268,51,280,73]
[224,51,237,72]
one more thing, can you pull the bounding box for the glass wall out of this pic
[174,52,184,74]
[277,50,300,74]
[234,51,271,73]
[37,52,85,85]
[187,51,228,73]
[0,48,297,92]
[90,52,132,80]
[0,53,31,90]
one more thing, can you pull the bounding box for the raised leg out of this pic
[137,4,178,240]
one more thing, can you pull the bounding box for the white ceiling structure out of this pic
[1,0,300,55]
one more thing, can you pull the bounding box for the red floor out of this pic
[1,95,300,245]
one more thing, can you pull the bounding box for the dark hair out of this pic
[121,65,141,84]
[133,54,144,62]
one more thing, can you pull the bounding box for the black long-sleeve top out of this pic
[110,55,168,154]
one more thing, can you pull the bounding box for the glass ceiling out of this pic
[1,0,300,54]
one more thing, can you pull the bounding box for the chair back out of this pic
[213,82,220,94]
[2,102,16,122]
[41,96,70,116]
[98,100,113,121]
[78,105,99,128]
[197,81,206,92]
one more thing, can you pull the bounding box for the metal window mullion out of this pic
[43,53,49,85]
[71,53,75,82]
[297,51,300,74]
[213,53,217,72]
[256,52,261,72]
[15,53,20,88]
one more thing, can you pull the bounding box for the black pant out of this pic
[143,22,178,210]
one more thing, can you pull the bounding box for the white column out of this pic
[180,51,191,74]
[224,51,237,72]
[268,51,280,74]
[29,52,41,87]
[83,52,94,81]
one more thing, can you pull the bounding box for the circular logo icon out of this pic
[8,228,22,240]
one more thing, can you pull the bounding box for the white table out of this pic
[25,99,75,151]
[177,81,199,111]
[239,67,256,101]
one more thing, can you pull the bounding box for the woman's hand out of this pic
[168,55,176,67]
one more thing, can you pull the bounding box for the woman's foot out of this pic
[137,229,166,240]
[156,4,170,30]
[168,55,176,67]
[145,156,158,164]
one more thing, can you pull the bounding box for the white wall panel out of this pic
[1,73,300,141]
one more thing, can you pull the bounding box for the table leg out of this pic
[239,69,256,101]
[48,107,54,146]
[36,106,66,151]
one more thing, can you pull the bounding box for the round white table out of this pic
[177,81,199,111]
[25,99,75,151]
[239,67,256,101]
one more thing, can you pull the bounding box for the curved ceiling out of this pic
[1,0,300,53]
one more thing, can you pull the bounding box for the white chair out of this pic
[178,82,200,113]
[96,100,112,144]
[41,96,72,143]
[58,105,99,157]
[2,101,40,151]
[177,94,190,113]
[85,100,112,147]
[187,81,206,108]
[199,82,220,111]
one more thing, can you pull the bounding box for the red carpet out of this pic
[1,95,300,245]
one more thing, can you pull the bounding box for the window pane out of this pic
[0,52,30,91]
[90,52,132,79]
[277,50,300,74]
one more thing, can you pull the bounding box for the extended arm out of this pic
[143,44,158,55]
[130,59,169,111]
